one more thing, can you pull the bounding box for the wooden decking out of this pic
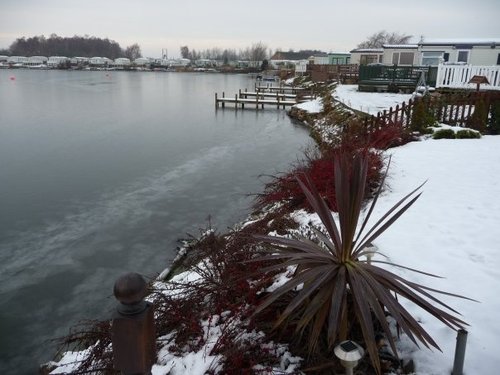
[254,84,311,95]
[215,94,297,109]
[358,65,437,93]
[215,87,314,109]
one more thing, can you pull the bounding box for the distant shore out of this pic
[0,64,264,74]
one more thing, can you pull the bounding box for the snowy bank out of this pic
[294,98,323,114]
[334,84,412,115]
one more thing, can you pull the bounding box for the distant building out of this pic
[313,52,351,65]
[24,56,48,67]
[381,44,418,66]
[294,60,309,75]
[114,57,131,67]
[70,57,89,66]
[89,57,112,66]
[417,38,500,66]
[194,59,216,68]
[270,51,316,68]
[133,57,151,66]
[353,39,500,67]
[349,48,383,65]
[167,58,191,67]
[47,56,69,67]
[7,56,28,64]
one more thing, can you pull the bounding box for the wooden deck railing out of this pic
[359,65,438,88]
[309,64,359,82]
[436,65,500,91]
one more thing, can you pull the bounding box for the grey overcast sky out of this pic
[1,0,499,57]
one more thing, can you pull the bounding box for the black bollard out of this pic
[451,329,468,375]
[111,272,156,375]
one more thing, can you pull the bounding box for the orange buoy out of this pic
[9,76,15,80]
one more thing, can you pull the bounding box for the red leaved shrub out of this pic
[255,146,383,212]
[368,121,416,150]
[255,117,414,212]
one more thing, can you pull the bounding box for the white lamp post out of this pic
[334,340,364,375]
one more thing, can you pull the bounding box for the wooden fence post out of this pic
[407,98,413,128]
[111,273,156,375]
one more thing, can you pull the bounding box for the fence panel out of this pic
[362,91,500,130]
[436,65,500,90]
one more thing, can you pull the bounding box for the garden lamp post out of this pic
[334,340,364,375]
[468,75,489,92]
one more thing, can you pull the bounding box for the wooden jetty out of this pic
[255,84,311,95]
[215,91,300,109]
[215,86,314,109]
[238,89,313,100]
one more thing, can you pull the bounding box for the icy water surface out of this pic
[0,70,310,374]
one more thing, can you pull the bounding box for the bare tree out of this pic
[249,42,267,62]
[177,42,266,63]
[180,45,189,59]
[357,30,412,48]
[189,48,199,60]
[124,43,142,60]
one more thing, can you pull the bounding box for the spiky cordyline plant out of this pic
[253,151,471,374]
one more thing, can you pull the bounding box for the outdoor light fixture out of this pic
[468,75,490,91]
[334,340,365,375]
[364,243,378,265]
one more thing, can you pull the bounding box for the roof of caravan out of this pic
[419,38,500,46]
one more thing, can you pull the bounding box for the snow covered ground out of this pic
[371,137,500,374]
[288,87,500,373]
[295,98,323,113]
[333,84,412,115]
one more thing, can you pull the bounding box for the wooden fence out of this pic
[309,64,359,83]
[363,91,500,131]
[436,65,500,91]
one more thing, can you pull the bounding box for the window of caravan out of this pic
[457,50,469,63]
[422,51,444,65]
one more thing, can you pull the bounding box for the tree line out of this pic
[0,34,142,60]
[179,42,268,63]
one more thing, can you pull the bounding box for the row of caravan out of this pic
[0,55,191,69]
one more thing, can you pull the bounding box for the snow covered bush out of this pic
[432,129,456,139]
[410,98,436,133]
[455,129,481,139]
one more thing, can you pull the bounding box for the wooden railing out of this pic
[363,91,500,130]
[436,65,500,91]
[309,64,359,82]
[359,65,438,88]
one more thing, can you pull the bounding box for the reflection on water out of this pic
[0,70,310,373]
